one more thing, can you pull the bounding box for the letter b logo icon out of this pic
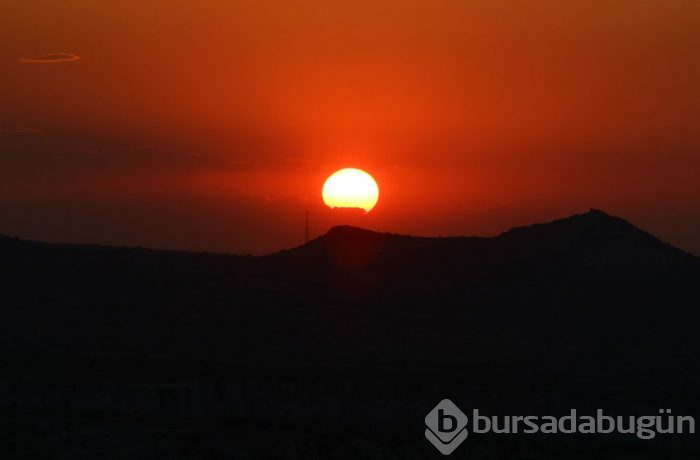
[425,399,468,455]
[439,409,457,432]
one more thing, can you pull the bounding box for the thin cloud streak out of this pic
[18,53,80,64]
[0,126,44,135]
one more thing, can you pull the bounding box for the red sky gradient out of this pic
[1,0,699,254]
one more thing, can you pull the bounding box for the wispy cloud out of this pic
[18,53,80,64]
[0,126,44,135]
[0,142,256,179]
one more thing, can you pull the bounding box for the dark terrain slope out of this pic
[0,210,698,458]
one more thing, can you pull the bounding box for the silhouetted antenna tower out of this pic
[305,209,310,243]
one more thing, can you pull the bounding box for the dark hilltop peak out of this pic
[583,207,612,217]
[289,209,695,261]
[319,209,661,250]
[495,209,700,265]
[320,210,648,244]
[271,225,388,263]
[325,225,383,239]
[565,208,635,227]
[499,208,648,240]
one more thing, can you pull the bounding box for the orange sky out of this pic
[1,0,699,254]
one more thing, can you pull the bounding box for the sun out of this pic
[322,168,379,212]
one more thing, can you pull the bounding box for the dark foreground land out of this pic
[1,210,699,458]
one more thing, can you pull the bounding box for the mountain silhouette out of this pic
[1,209,698,373]
[1,210,699,458]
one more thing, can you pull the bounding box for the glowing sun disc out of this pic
[322,168,379,212]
